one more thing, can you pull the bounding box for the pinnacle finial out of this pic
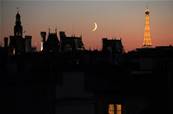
[16,7,20,13]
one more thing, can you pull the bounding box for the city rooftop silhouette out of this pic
[0,1,171,114]
[0,1,172,51]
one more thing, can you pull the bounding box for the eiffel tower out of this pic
[143,8,152,47]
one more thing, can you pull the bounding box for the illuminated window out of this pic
[108,104,122,114]
[108,104,115,114]
[116,104,122,114]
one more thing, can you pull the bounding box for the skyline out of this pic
[0,1,173,51]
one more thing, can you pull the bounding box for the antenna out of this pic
[145,3,149,9]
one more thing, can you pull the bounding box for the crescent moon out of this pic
[92,22,97,32]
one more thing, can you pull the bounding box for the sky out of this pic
[0,0,173,51]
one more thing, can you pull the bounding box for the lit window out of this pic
[116,104,122,114]
[108,104,115,114]
[108,104,122,114]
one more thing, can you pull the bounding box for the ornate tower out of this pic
[143,8,152,47]
[9,10,25,55]
[14,11,23,37]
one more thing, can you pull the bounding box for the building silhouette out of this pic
[40,31,46,51]
[102,38,124,64]
[0,8,170,114]
[5,11,33,55]
[14,11,23,37]
[4,37,8,48]
[102,38,124,53]
[9,11,24,54]
[143,8,152,47]
[59,31,85,52]
[40,31,85,53]
[43,29,60,53]
[25,35,32,53]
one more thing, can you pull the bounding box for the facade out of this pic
[56,72,95,114]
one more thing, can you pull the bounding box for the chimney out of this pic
[4,37,8,48]
[40,32,46,43]
[40,32,46,51]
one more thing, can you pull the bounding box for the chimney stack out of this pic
[4,37,8,48]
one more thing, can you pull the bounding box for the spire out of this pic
[15,8,21,25]
[14,8,23,37]
[17,7,20,13]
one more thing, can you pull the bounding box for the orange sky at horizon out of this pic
[0,1,173,51]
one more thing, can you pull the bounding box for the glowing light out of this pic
[108,104,122,114]
[116,104,122,114]
[143,8,152,47]
[108,104,115,114]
